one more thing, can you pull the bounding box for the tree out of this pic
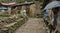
[42,0,52,9]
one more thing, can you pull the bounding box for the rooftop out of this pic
[0,2,34,6]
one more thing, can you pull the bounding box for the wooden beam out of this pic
[8,7,11,15]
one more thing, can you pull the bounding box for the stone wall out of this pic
[30,4,36,17]
[0,15,27,33]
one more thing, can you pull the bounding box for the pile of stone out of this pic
[0,17,17,28]
[0,14,26,33]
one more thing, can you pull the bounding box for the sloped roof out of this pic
[1,2,34,6]
[1,2,16,5]
[44,1,60,10]
[20,2,34,5]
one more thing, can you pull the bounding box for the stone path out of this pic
[15,18,47,33]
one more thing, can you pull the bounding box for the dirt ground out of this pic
[15,18,47,33]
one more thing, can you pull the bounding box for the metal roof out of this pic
[44,1,60,10]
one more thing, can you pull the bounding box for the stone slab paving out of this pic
[15,18,47,33]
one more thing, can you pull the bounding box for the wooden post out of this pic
[30,4,36,17]
[8,7,11,15]
[1,9,5,15]
[21,6,26,10]
[14,7,18,14]
[12,7,19,14]
[16,7,18,14]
